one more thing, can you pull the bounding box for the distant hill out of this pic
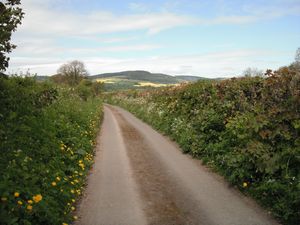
[34,71,209,91]
[175,75,208,82]
[90,70,179,84]
[89,70,206,84]
[35,75,49,81]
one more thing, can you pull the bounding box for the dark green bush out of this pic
[0,76,103,225]
[106,66,300,225]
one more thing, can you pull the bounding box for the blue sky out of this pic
[8,0,300,77]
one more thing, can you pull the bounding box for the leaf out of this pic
[75,149,86,155]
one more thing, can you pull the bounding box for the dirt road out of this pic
[75,105,279,225]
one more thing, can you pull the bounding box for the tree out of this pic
[91,81,104,96]
[76,79,93,101]
[289,47,300,71]
[0,0,24,71]
[295,47,300,63]
[57,60,89,86]
[243,67,263,77]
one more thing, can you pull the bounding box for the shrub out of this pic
[0,76,103,225]
[106,65,300,225]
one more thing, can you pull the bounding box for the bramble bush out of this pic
[0,76,103,225]
[106,65,300,225]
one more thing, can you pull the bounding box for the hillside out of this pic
[88,70,208,91]
[91,71,178,84]
[36,71,207,91]
[90,70,205,84]
[175,75,208,82]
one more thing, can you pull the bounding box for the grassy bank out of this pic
[106,66,300,225]
[0,76,103,225]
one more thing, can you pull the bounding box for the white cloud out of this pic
[11,42,160,57]
[18,0,195,37]
[8,50,288,77]
[6,0,298,77]
[98,37,140,44]
[19,0,300,39]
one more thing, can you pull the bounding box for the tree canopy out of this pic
[57,60,89,86]
[295,47,300,63]
[0,0,24,71]
[242,67,263,77]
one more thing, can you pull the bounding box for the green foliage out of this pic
[91,81,104,97]
[56,60,88,86]
[76,79,93,101]
[102,79,154,91]
[106,65,300,225]
[0,0,24,71]
[0,76,103,225]
[74,79,104,100]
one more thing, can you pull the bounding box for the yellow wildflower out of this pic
[62,223,68,225]
[56,177,61,181]
[72,199,75,203]
[243,182,248,188]
[73,216,78,220]
[14,192,20,197]
[27,200,33,204]
[71,206,75,211]
[52,181,57,186]
[27,205,33,210]
[33,194,42,203]
[71,189,75,194]
[18,200,23,205]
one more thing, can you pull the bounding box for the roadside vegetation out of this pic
[0,72,103,225]
[1,2,105,224]
[106,63,300,225]
[1,2,299,224]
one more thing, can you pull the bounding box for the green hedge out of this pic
[0,76,103,225]
[106,66,300,225]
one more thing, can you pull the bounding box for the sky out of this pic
[6,0,300,78]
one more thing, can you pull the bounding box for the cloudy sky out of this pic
[7,0,300,78]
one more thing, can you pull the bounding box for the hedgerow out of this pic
[0,76,103,225]
[106,65,300,225]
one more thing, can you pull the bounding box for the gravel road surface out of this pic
[75,105,279,225]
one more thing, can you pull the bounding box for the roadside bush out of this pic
[76,79,93,100]
[106,65,300,225]
[0,76,103,225]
